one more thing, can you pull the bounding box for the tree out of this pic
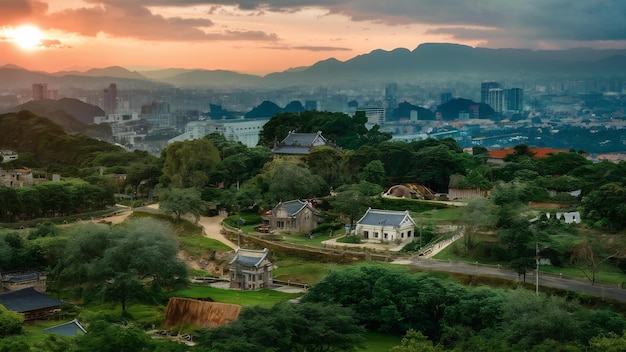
[264,159,326,204]
[328,185,372,230]
[158,187,205,222]
[589,331,626,352]
[74,320,154,352]
[498,290,583,350]
[161,138,220,188]
[570,236,626,285]
[195,302,365,352]
[0,305,23,337]
[581,182,626,231]
[389,329,444,352]
[306,146,346,188]
[55,219,188,311]
[360,160,386,185]
[536,151,591,176]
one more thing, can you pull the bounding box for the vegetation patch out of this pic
[168,285,300,307]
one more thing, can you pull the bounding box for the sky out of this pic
[1,0,626,75]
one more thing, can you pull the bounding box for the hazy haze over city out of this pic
[1,0,626,75]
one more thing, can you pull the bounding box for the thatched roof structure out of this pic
[383,184,435,200]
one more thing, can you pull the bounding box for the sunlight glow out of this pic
[10,25,44,50]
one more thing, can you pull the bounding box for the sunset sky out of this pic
[1,0,625,75]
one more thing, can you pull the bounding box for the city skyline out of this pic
[1,1,626,75]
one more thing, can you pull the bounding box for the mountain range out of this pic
[1,43,625,90]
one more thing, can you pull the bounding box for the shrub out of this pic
[0,305,23,336]
[337,235,362,244]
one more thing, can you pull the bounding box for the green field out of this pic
[361,332,402,351]
[272,256,344,284]
[168,285,301,307]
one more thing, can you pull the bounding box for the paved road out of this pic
[393,258,626,302]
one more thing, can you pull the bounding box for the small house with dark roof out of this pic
[0,287,62,321]
[43,319,87,337]
[355,208,416,243]
[1,271,47,292]
[268,199,321,234]
[229,247,273,290]
[272,131,340,155]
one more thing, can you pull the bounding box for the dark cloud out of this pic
[0,0,279,42]
[2,0,626,48]
[292,45,351,51]
[135,0,626,46]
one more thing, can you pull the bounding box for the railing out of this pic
[272,279,309,290]
[190,276,230,283]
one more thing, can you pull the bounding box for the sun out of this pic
[10,25,43,50]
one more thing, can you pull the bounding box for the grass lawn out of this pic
[540,264,626,284]
[360,332,402,351]
[272,257,343,285]
[178,235,233,257]
[274,232,339,248]
[168,285,301,307]
[418,206,465,223]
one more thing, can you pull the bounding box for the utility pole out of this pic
[535,242,539,297]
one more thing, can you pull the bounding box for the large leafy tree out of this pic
[536,151,591,176]
[328,184,374,230]
[306,146,346,188]
[161,138,220,188]
[158,187,205,222]
[55,218,188,311]
[581,182,626,231]
[413,144,470,192]
[263,159,326,204]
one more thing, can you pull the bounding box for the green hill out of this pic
[0,110,120,170]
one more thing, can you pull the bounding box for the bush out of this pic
[0,305,23,336]
[311,222,343,234]
[337,235,362,244]
[224,212,262,227]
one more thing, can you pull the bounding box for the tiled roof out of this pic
[280,200,310,216]
[2,272,39,283]
[43,319,87,337]
[272,146,311,154]
[229,248,270,268]
[488,147,569,159]
[356,208,414,227]
[282,132,320,146]
[0,287,61,313]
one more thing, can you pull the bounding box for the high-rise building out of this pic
[487,88,505,113]
[103,83,118,115]
[481,81,500,104]
[32,83,48,100]
[440,92,452,105]
[384,83,398,120]
[505,88,523,113]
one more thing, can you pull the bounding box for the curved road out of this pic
[394,258,626,303]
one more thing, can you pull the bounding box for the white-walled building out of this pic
[355,208,416,243]
[169,118,269,147]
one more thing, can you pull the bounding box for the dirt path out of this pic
[95,204,236,249]
[197,212,237,250]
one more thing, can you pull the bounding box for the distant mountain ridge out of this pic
[2,43,626,90]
